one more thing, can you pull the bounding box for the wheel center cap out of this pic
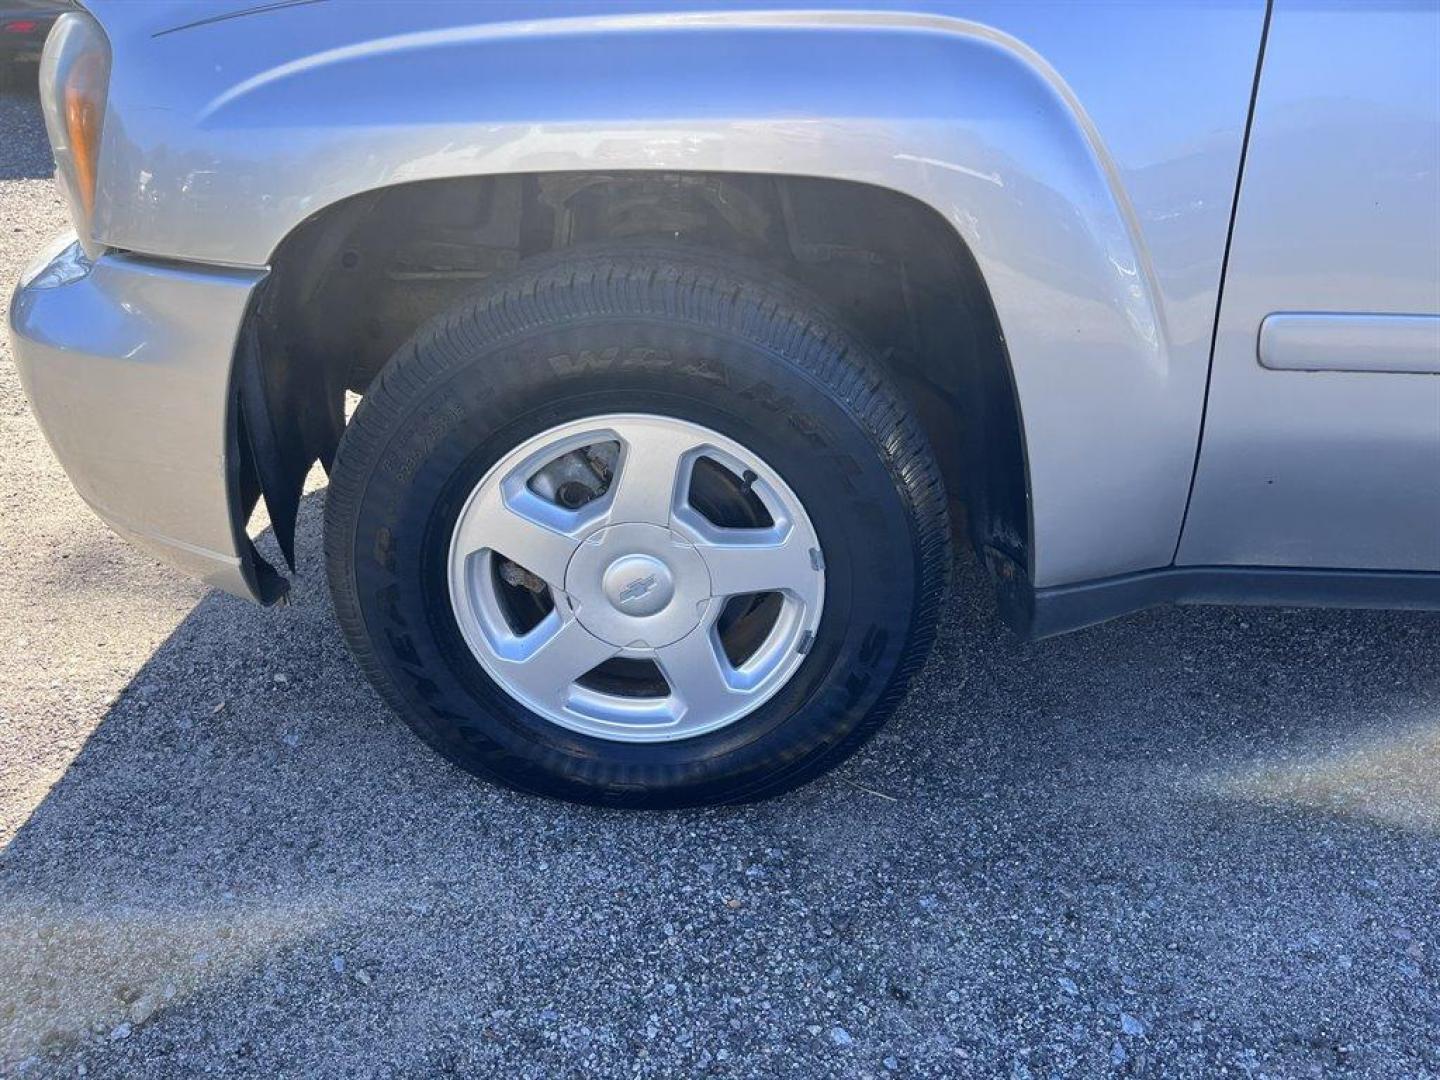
[564,522,712,648]
[601,554,675,616]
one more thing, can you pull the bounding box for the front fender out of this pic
[87,1,1265,586]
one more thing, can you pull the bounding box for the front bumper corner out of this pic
[9,234,279,603]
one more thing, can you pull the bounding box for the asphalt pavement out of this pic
[2,84,1438,1079]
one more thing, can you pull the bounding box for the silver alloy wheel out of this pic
[447,414,826,743]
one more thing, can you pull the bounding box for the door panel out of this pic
[1179,0,1440,571]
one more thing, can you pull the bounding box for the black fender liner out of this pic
[225,321,288,605]
[229,283,347,603]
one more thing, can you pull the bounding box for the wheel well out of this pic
[239,171,1028,586]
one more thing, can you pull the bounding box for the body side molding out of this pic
[1010,564,1440,641]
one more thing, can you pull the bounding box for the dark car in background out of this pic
[0,1,62,90]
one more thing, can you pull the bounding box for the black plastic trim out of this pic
[236,319,300,571]
[1011,565,1440,640]
[224,318,289,606]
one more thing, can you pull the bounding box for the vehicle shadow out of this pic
[2,490,1438,1075]
[0,77,53,181]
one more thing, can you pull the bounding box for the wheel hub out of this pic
[447,414,824,742]
[601,554,674,615]
[564,522,712,648]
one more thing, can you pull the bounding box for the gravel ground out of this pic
[2,84,1439,1079]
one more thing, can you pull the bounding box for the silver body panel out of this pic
[9,236,263,596]
[1178,0,1440,571]
[10,0,1438,605]
[78,0,1268,588]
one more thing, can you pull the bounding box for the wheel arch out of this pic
[237,170,1031,610]
[162,7,1190,607]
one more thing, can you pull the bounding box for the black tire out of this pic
[325,245,950,807]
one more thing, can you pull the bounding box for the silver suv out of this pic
[10,2,1439,805]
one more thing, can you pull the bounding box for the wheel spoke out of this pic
[496,614,620,708]
[696,526,818,599]
[453,486,582,590]
[604,420,704,527]
[655,625,745,720]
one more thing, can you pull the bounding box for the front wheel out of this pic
[324,246,950,806]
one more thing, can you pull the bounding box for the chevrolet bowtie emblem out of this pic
[617,574,659,605]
